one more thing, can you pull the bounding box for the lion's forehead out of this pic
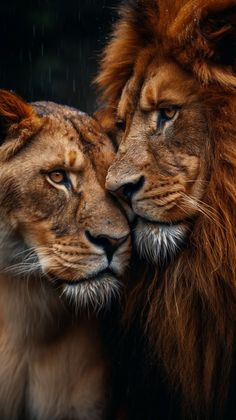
[141,64,192,108]
[117,57,203,125]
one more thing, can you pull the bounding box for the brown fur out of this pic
[96,1,236,418]
[0,90,131,419]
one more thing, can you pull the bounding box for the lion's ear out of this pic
[0,90,41,159]
[170,0,236,87]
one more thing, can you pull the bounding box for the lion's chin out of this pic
[61,272,121,312]
[134,218,188,263]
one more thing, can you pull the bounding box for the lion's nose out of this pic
[111,176,145,205]
[86,231,129,264]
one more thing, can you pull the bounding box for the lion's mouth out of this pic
[135,214,191,228]
[139,216,181,227]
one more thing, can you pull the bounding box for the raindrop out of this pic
[48,66,52,83]
[19,49,23,63]
[28,49,32,64]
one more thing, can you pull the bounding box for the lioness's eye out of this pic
[48,170,71,187]
[157,107,178,130]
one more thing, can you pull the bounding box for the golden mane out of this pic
[96,0,236,104]
[96,0,236,417]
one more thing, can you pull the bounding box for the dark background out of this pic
[0,0,120,113]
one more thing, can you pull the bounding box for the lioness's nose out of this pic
[110,176,145,204]
[86,231,129,264]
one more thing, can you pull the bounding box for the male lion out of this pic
[96,0,236,418]
[0,90,130,419]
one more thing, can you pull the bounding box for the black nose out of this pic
[114,176,145,204]
[86,231,129,264]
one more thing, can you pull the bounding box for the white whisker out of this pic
[62,274,121,315]
[180,193,223,228]
[134,220,187,263]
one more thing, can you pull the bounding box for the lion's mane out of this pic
[96,0,236,417]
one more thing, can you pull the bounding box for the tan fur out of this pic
[0,91,131,419]
[96,1,236,418]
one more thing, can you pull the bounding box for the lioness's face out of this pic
[106,59,209,261]
[0,96,130,307]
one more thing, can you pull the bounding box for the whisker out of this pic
[52,249,101,258]
[62,274,121,315]
[136,189,183,202]
[135,222,186,263]
[180,193,223,229]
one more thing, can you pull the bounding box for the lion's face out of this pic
[0,92,130,308]
[106,59,209,261]
[97,1,236,415]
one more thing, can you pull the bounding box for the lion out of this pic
[0,90,130,419]
[96,0,236,418]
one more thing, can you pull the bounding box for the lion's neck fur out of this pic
[127,93,236,418]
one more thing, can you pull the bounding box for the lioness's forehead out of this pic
[32,102,113,166]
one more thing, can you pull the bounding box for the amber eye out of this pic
[161,107,177,119]
[47,170,71,187]
[157,107,178,130]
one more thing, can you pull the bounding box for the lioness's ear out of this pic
[0,90,41,159]
[170,0,236,87]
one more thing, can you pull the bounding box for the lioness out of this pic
[0,90,130,419]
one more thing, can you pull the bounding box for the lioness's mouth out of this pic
[54,268,116,287]
[61,268,121,309]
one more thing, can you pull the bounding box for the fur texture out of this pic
[0,90,131,419]
[96,1,236,418]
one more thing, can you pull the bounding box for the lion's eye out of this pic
[48,170,71,187]
[161,107,177,120]
[116,119,126,131]
[157,107,178,130]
